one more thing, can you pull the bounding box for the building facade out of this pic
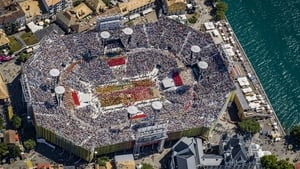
[0,0,26,34]
[163,0,187,15]
[40,0,71,16]
[118,0,155,19]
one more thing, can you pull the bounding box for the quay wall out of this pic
[225,17,286,135]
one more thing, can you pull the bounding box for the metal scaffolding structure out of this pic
[133,124,168,158]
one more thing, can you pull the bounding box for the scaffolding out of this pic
[133,124,168,158]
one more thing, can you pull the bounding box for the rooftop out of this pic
[70,3,93,20]
[165,0,187,6]
[0,29,10,47]
[118,0,155,15]
[0,0,13,8]
[19,0,42,21]
[44,0,61,7]
[0,3,25,24]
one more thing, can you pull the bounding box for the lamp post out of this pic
[94,151,98,164]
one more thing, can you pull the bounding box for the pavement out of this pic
[191,0,213,30]
[0,59,21,84]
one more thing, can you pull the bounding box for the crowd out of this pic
[22,17,235,150]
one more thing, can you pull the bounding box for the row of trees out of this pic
[215,1,228,20]
[238,119,300,146]
[261,155,293,169]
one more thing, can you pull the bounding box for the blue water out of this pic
[224,0,300,130]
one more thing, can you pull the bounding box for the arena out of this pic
[21,17,235,161]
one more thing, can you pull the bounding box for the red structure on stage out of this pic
[172,72,183,86]
[72,92,80,106]
[107,57,126,67]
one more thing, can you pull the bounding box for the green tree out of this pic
[216,10,225,20]
[97,156,109,166]
[0,143,8,160]
[103,0,111,6]
[0,117,4,129]
[216,1,228,12]
[141,163,154,169]
[290,125,300,144]
[215,1,228,21]
[188,15,198,24]
[276,160,294,169]
[238,119,260,134]
[8,144,21,158]
[24,139,36,151]
[73,0,82,7]
[17,53,30,63]
[261,155,277,169]
[11,115,22,129]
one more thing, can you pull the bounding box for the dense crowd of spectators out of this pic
[22,17,234,150]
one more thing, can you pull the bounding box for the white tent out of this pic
[237,77,250,87]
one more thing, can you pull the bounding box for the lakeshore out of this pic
[224,18,286,136]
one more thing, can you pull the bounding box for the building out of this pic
[95,15,121,31]
[21,17,235,161]
[163,0,187,15]
[40,0,71,16]
[0,29,10,49]
[3,130,18,144]
[170,137,223,169]
[56,3,93,33]
[219,134,257,169]
[34,23,64,41]
[85,0,106,14]
[19,0,42,22]
[114,154,135,169]
[171,135,259,169]
[118,0,155,19]
[0,0,26,34]
[235,77,271,120]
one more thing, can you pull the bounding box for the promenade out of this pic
[224,17,286,136]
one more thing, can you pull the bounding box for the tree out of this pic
[24,139,36,151]
[8,145,21,158]
[0,143,8,160]
[261,155,277,169]
[188,15,198,24]
[11,115,22,129]
[0,117,4,129]
[141,163,154,169]
[216,10,225,20]
[261,155,293,169]
[216,1,228,12]
[102,0,111,6]
[290,125,300,144]
[238,119,260,134]
[17,53,30,63]
[73,0,82,7]
[97,156,109,166]
[215,1,228,21]
[276,160,294,169]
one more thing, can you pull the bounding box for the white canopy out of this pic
[237,77,250,87]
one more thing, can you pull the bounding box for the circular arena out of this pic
[21,17,235,161]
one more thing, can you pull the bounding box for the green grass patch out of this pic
[21,32,38,46]
[8,36,22,53]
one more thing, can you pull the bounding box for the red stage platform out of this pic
[107,57,126,67]
[72,92,80,106]
[172,72,183,86]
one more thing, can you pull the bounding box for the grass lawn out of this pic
[8,36,22,53]
[21,32,38,46]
